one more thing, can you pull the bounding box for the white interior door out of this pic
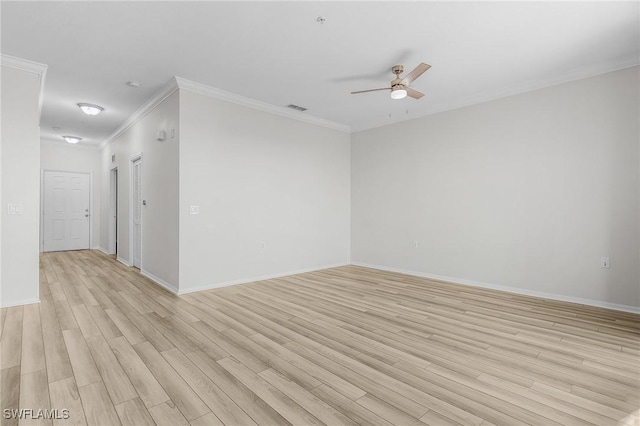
[109,168,118,255]
[43,171,91,252]
[132,158,142,268]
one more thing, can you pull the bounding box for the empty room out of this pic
[1,1,639,425]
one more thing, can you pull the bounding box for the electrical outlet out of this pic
[601,257,610,268]
[260,242,266,249]
[189,205,200,215]
[413,240,419,248]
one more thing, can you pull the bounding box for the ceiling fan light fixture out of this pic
[77,103,104,116]
[390,88,407,100]
[62,135,82,144]
[351,62,430,100]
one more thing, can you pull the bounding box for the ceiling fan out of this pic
[351,63,431,100]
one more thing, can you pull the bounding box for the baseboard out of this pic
[351,262,640,314]
[140,269,179,295]
[0,298,40,308]
[116,256,131,267]
[178,262,351,295]
[96,247,112,256]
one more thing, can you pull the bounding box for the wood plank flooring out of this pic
[1,250,638,425]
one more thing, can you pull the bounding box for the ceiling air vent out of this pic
[286,104,307,112]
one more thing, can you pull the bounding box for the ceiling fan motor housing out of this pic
[392,65,404,75]
[391,65,406,89]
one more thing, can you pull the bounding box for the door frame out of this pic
[109,166,118,255]
[129,153,143,269]
[40,169,93,252]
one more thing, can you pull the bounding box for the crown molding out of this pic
[99,77,179,149]
[98,74,349,151]
[352,55,640,133]
[1,54,48,121]
[175,76,351,133]
[1,54,47,75]
[41,137,100,150]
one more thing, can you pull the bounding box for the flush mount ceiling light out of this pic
[390,87,407,100]
[77,103,104,116]
[62,135,82,144]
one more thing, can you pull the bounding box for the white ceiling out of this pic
[2,1,638,147]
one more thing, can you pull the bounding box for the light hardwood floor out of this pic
[1,250,638,425]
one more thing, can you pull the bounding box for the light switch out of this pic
[189,205,200,215]
[7,203,23,215]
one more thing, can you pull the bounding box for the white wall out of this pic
[100,90,179,290]
[178,90,351,293]
[352,67,640,310]
[40,142,102,250]
[1,65,42,307]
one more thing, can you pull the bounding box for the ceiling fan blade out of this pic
[351,88,391,94]
[401,63,431,85]
[406,87,425,99]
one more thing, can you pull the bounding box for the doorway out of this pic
[42,170,91,252]
[131,156,142,269]
[109,168,118,255]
